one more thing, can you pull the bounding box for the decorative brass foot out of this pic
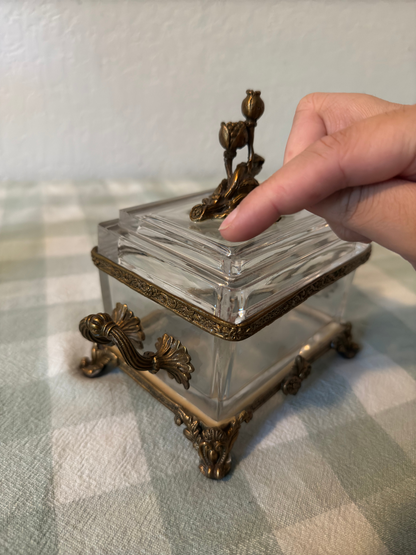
[175,408,253,480]
[282,355,312,396]
[79,302,194,389]
[331,322,360,359]
[80,343,118,377]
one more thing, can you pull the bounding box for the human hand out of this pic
[219,93,416,269]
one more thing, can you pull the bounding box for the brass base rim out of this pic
[80,321,358,479]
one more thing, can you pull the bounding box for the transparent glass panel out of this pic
[102,271,353,422]
[98,191,368,324]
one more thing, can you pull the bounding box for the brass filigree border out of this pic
[91,245,371,342]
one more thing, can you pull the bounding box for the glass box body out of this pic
[98,191,369,422]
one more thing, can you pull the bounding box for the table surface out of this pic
[1,180,415,555]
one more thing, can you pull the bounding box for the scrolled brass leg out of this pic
[79,303,194,389]
[331,322,360,359]
[175,408,253,480]
[80,343,118,378]
[282,355,312,396]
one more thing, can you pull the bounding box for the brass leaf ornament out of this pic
[79,304,194,389]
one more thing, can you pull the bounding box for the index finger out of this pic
[283,92,401,164]
[220,105,416,242]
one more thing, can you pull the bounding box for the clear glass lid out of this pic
[98,190,369,325]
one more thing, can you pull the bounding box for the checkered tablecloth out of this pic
[1,180,415,555]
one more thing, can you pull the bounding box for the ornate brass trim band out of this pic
[91,245,371,342]
[79,302,194,389]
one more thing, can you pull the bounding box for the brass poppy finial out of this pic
[190,90,265,222]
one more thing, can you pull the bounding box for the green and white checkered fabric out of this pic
[1,181,415,555]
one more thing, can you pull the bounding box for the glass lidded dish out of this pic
[93,192,370,423]
[78,91,371,480]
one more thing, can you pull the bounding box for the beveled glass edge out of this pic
[92,244,371,342]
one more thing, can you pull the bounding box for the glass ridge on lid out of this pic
[98,192,368,324]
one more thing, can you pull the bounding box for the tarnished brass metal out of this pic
[80,342,118,377]
[175,409,253,480]
[331,322,360,359]
[79,302,194,389]
[91,245,372,342]
[190,90,265,222]
[281,355,312,396]
[78,321,359,479]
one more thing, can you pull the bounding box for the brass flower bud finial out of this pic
[189,90,266,222]
[241,90,264,121]
[219,121,249,152]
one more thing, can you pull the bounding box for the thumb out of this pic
[220,105,416,242]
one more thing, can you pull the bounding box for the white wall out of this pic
[0,0,415,181]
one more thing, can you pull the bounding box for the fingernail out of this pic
[219,205,240,231]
